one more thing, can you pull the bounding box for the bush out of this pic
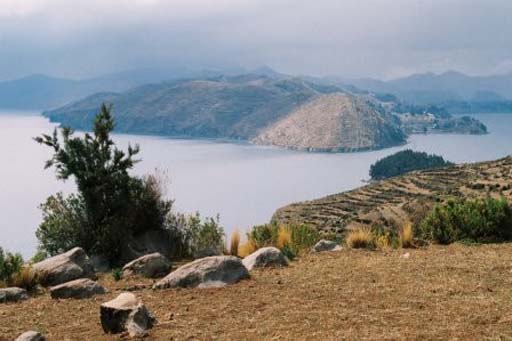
[238,240,257,258]
[246,223,321,257]
[35,105,173,265]
[418,197,512,244]
[370,150,453,180]
[112,268,123,281]
[400,222,414,248]
[10,266,39,291]
[0,247,24,285]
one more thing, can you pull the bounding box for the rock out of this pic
[100,292,155,337]
[311,240,342,252]
[49,278,106,299]
[33,247,96,286]
[242,247,289,271]
[153,256,250,289]
[401,252,411,259]
[122,252,171,278]
[14,331,45,341]
[0,287,28,303]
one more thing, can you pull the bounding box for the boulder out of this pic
[33,247,96,286]
[242,247,289,271]
[311,240,342,253]
[50,278,106,299]
[100,292,155,337]
[0,287,28,303]
[14,331,45,341]
[122,253,171,278]
[153,256,250,289]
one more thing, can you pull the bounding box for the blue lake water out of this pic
[1,112,511,258]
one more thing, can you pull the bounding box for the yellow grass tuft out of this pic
[238,239,258,258]
[10,266,39,291]
[400,222,414,248]
[375,234,391,250]
[229,229,241,257]
[277,225,292,249]
[346,228,374,249]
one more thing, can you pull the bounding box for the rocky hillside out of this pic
[252,93,405,152]
[273,156,512,234]
[44,74,486,152]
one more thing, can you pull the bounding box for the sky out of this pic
[1,0,512,81]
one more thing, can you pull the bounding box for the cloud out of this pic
[0,0,511,80]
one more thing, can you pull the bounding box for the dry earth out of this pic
[3,244,512,340]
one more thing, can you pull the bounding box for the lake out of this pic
[1,112,511,258]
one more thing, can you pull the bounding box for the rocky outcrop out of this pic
[100,292,155,337]
[311,240,342,252]
[253,93,406,152]
[242,247,289,271]
[33,247,96,286]
[49,278,106,299]
[14,331,45,341]
[0,287,28,303]
[122,253,171,278]
[153,256,250,289]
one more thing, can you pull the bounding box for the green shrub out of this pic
[112,268,123,281]
[0,247,24,285]
[248,224,279,248]
[288,224,321,254]
[246,223,321,257]
[281,244,296,261]
[35,105,173,266]
[370,150,453,180]
[418,197,512,244]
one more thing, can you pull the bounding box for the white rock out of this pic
[242,247,289,271]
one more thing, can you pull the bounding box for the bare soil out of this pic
[2,244,512,340]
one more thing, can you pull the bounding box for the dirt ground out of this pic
[2,244,512,340]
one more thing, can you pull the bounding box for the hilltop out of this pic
[273,156,512,234]
[43,74,486,152]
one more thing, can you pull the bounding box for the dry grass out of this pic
[10,266,39,291]
[346,228,374,249]
[3,244,512,340]
[228,229,240,257]
[277,225,291,249]
[400,222,414,248]
[238,239,258,258]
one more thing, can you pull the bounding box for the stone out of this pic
[14,331,45,341]
[0,287,28,303]
[242,247,289,271]
[33,247,96,286]
[401,252,411,259]
[311,240,342,252]
[100,292,155,337]
[122,252,171,278]
[153,256,250,289]
[49,278,106,299]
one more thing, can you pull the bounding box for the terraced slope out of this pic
[273,156,512,234]
[252,93,405,152]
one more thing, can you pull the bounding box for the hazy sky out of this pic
[1,0,512,80]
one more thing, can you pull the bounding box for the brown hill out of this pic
[252,93,405,152]
[272,156,512,234]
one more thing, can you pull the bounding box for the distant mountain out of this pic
[43,74,486,152]
[336,71,512,109]
[0,67,247,110]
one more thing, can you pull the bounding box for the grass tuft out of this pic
[229,229,241,257]
[346,228,375,249]
[400,222,414,248]
[238,240,258,258]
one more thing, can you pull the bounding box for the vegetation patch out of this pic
[418,197,512,244]
[369,149,453,180]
